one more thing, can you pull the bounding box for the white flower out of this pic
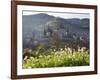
[60,48,63,51]
[68,47,72,53]
[64,48,67,51]
[81,47,86,52]
[30,57,34,59]
[24,56,28,60]
[78,47,81,52]
[55,51,61,55]
[53,49,56,52]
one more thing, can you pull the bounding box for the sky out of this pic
[22,10,90,19]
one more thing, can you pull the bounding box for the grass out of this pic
[22,47,89,69]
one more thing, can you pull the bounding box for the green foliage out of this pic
[22,47,89,69]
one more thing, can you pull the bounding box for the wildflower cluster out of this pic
[22,47,89,69]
